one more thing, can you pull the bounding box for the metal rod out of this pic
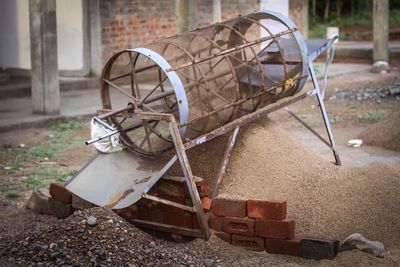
[129,219,203,238]
[168,116,211,240]
[142,193,196,213]
[211,127,239,200]
[309,62,341,165]
[184,90,311,150]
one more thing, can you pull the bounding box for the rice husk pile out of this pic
[359,110,400,152]
[175,118,400,256]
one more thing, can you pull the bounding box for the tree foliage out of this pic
[309,0,400,26]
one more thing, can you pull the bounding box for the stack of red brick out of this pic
[209,196,300,256]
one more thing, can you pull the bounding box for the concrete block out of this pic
[26,190,49,214]
[255,219,295,239]
[247,199,286,220]
[300,238,340,260]
[223,217,255,236]
[48,197,73,219]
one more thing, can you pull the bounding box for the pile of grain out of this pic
[178,119,400,251]
[359,110,400,152]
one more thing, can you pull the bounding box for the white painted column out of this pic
[29,0,60,114]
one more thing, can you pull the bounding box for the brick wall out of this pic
[99,0,259,63]
[100,0,177,62]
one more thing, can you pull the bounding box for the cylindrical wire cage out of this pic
[100,10,309,156]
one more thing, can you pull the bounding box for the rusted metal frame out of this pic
[211,126,240,200]
[241,16,289,85]
[187,31,243,119]
[158,39,219,128]
[141,193,196,213]
[181,75,306,127]
[138,112,211,239]
[166,28,296,72]
[142,76,168,103]
[141,52,276,106]
[215,23,266,98]
[131,52,142,99]
[102,78,156,113]
[184,90,312,150]
[128,51,136,96]
[168,116,211,240]
[130,219,203,238]
[110,63,162,82]
[309,63,341,165]
[139,120,153,151]
[97,104,134,120]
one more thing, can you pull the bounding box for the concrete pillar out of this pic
[88,0,102,76]
[373,0,389,62]
[213,0,221,22]
[289,0,308,38]
[176,0,197,33]
[29,0,60,114]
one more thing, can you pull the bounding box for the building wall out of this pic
[99,0,259,63]
[0,0,84,71]
[289,0,308,38]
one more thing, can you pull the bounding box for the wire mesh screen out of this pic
[100,11,308,156]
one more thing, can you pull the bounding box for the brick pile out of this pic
[209,196,299,255]
[209,196,339,259]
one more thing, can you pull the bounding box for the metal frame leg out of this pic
[139,112,211,240]
[309,61,341,165]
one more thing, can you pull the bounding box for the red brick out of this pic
[265,238,300,256]
[255,219,295,239]
[49,183,72,204]
[212,197,247,218]
[48,197,73,219]
[247,199,286,220]
[208,214,224,231]
[231,235,265,251]
[214,231,231,243]
[201,197,212,211]
[223,217,255,236]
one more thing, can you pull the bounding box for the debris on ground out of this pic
[341,233,384,258]
[348,139,363,148]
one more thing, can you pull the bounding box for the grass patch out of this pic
[345,101,361,110]
[357,112,382,122]
[6,191,20,199]
[0,120,84,199]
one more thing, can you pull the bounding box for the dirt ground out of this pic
[0,67,399,266]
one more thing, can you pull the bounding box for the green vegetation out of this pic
[345,101,361,110]
[0,120,84,199]
[357,112,382,122]
[309,0,400,39]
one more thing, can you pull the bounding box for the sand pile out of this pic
[359,110,400,152]
[175,119,400,251]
